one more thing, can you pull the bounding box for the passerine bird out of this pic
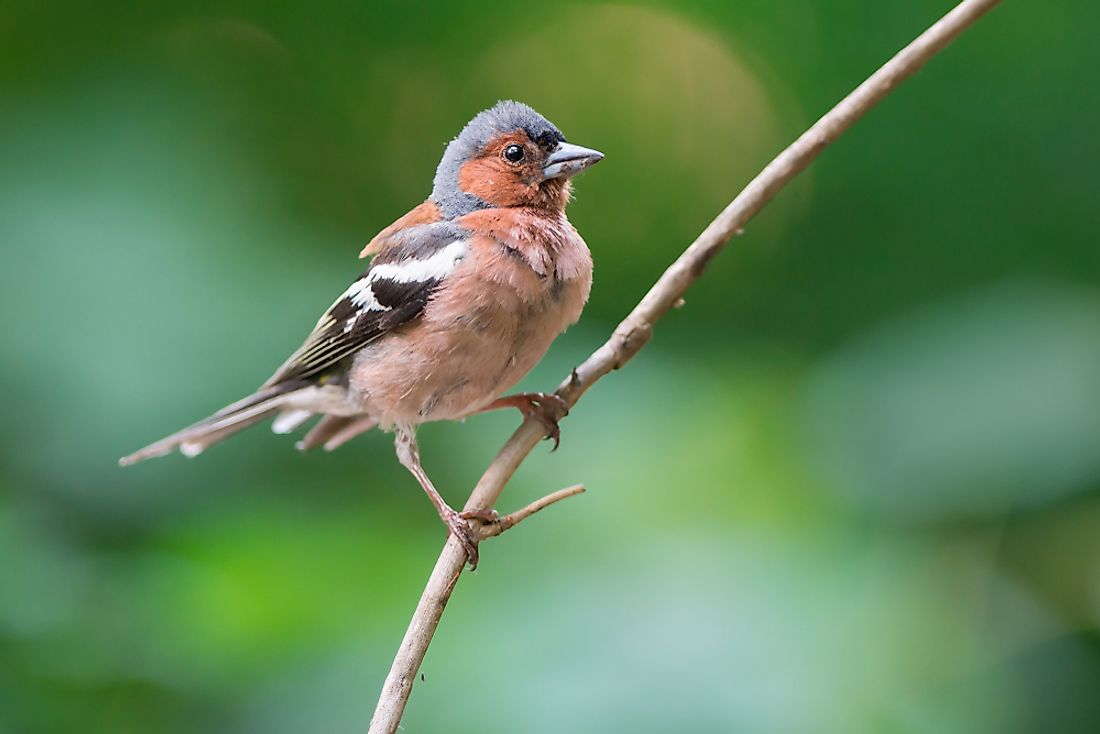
[120,101,603,567]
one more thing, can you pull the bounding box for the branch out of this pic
[473,484,586,540]
[368,1,1002,731]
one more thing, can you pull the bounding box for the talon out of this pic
[460,508,500,524]
[444,509,481,570]
[539,393,570,419]
[543,420,561,451]
[474,392,570,449]
[522,393,568,450]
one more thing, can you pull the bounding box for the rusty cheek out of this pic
[458,157,538,208]
[360,200,442,258]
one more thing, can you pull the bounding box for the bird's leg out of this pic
[474,392,570,450]
[393,427,481,569]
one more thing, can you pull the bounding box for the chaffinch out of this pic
[120,100,603,567]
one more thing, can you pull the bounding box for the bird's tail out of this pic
[119,380,313,466]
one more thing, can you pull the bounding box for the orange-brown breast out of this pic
[348,218,591,428]
[457,208,591,285]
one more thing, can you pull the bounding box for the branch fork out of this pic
[465,484,586,541]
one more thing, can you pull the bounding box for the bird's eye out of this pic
[503,144,525,163]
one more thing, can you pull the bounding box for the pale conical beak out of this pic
[541,141,604,181]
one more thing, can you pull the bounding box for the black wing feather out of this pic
[262,223,465,388]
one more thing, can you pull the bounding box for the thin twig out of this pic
[368,1,1003,731]
[475,484,586,540]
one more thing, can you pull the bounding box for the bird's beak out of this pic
[541,141,604,181]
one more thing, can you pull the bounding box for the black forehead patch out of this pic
[524,125,566,149]
[450,101,566,156]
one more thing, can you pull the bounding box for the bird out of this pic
[119,100,603,568]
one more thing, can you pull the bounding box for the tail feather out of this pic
[119,382,308,466]
[297,415,355,451]
[272,409,314,435]
[296,414,378,452]
[178,411,277,458]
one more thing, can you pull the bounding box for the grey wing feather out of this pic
[120,223,467,466]
[263,223,467,387]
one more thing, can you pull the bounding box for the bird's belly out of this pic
[348,285,579,429]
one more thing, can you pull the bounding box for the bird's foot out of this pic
[443,507,482,570]
[460,508,500,524]
[512,392,570,450]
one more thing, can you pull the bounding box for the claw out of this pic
[460,508,500,524]
[444,508,481,570]
[474,392,571,449]
[521,393,569,450]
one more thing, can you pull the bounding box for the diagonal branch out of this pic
[368,0,1003,731]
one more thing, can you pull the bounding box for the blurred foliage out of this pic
[2,0,1100,732]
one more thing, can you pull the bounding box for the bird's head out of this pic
[431,101,603,218]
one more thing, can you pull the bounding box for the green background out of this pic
[3,1,1099,732]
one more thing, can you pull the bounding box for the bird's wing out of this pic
[359,199,443,259]
[263,221,469,387]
